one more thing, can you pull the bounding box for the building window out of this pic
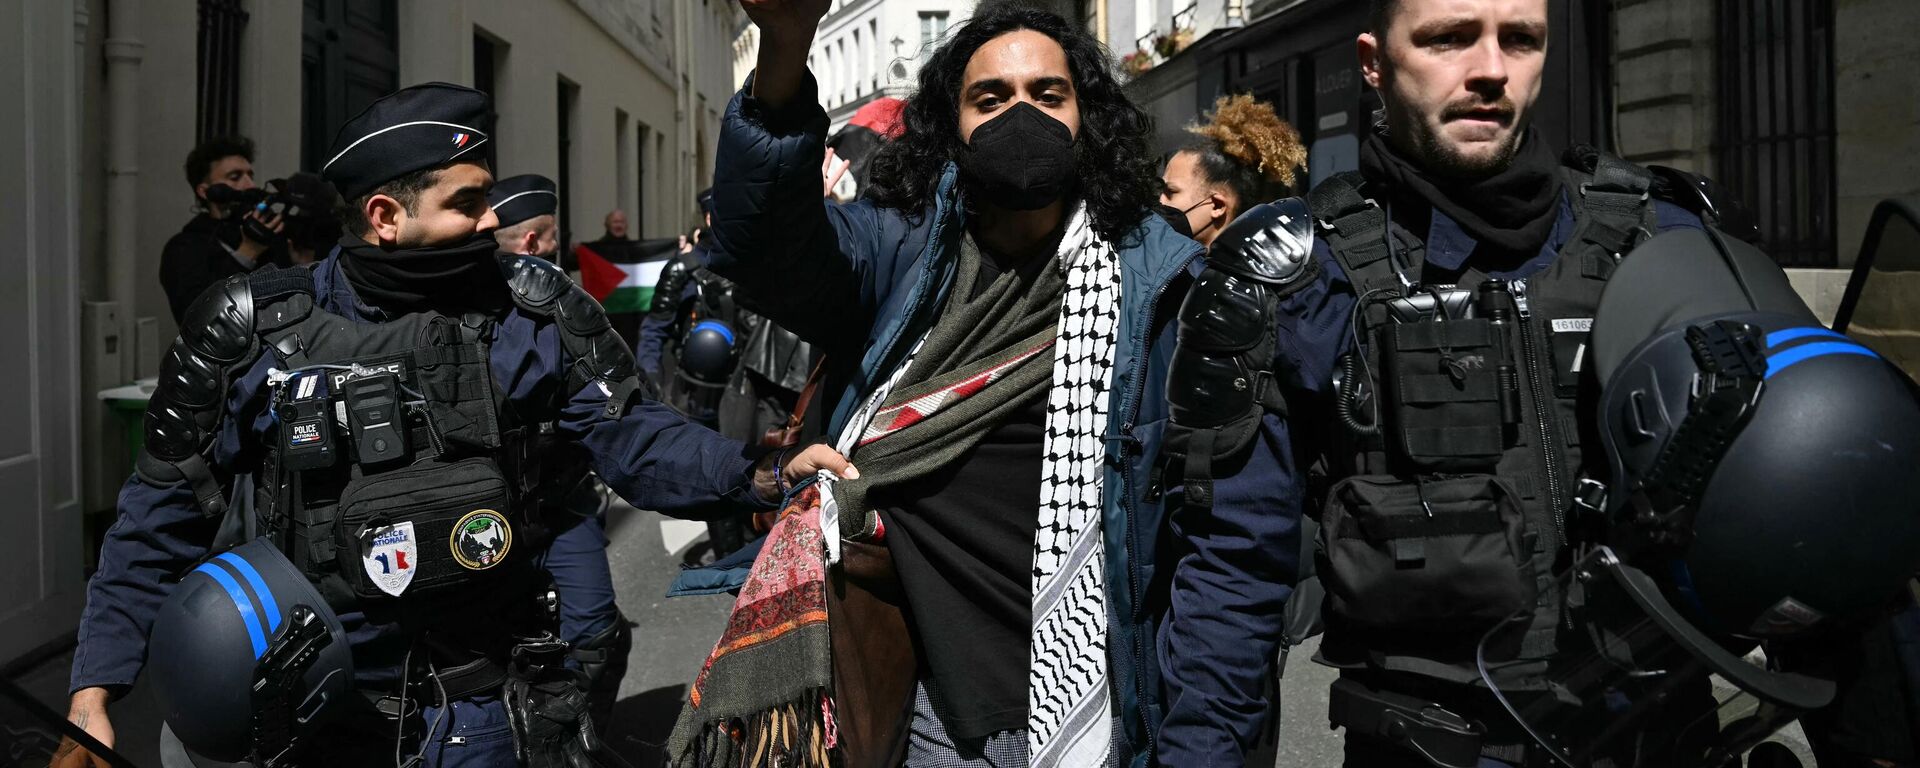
[1716,0,1837,267]
[197,0,249,141]
[557,77,579,251]
[839,38,851,102]
[616,109,633,224]
[919,12,949,61]
[636,123,650,233]
[852,29,864,97]
[654,131,666,233]
[472,30,504,169]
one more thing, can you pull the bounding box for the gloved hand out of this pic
[504,635,604,768]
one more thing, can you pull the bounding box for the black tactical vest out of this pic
[241,267,552,624]
[1307,151,1659,685]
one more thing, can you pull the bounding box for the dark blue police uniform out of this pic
[73,251,771,764]
[1154,190,1702,767]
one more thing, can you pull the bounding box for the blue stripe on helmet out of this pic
[1765,340,1880,379]
[192,561,268,659]
[215,552,281,634]
[1766,326,1849,349]
[692,320,735,345]
[1668,560,1712,630]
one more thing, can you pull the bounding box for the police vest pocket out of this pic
[1380,318,1511,473]
[334,456,518,601]
[1320,474,1536,631]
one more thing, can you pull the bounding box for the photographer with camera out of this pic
[158,136,288,323]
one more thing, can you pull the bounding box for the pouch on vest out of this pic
[334,456,517,601]
[1379,317,1509,472]
[1319,474,1536,631]
[1546,317,1594,398]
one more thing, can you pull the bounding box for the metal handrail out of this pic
[1832,199,1920,333]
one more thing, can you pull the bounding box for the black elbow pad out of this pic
[505,254,645,412]
[1162,198,1317,505]
[140,274,264,513]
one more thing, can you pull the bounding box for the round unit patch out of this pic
[450,509,513,570]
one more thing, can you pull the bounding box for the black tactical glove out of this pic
[504,634,604,768]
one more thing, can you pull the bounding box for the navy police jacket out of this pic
[1170,189,1704,762]
[707,73,1298,768]
[71,250,772,694]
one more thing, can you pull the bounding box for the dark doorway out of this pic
[302,0,401,173]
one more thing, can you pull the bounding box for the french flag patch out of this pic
[452,133,471,148]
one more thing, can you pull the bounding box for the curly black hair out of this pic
[864,4,1161,245]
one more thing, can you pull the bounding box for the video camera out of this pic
[204,172,340,249]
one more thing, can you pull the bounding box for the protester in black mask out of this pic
[670,5,1276,767]
[159,135,288,322]
[1157,94,1305,247]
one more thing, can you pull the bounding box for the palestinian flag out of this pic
[576,237,678,314]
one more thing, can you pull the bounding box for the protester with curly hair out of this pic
[1160,94,1306,248]
[667,2,1291,766]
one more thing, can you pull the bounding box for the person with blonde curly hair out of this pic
[1159,94,1306,247]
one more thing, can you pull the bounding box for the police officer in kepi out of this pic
[58,83,851,768]
[1155,0,1920,765]
[487,173,633,731]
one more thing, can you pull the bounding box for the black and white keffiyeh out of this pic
[1026,207,1121,767]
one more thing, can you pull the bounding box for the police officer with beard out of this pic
[59,83,850,767]
[1156,0,1714,763]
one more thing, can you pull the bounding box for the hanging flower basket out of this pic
[1122,50,1155,76]
[1153,27,1193,60]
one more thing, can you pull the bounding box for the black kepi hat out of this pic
[489,174,559,227]
[322,82,491,201]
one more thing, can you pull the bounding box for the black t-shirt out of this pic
[873,247,1050,739]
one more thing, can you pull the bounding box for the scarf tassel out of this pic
[678,690,833,768]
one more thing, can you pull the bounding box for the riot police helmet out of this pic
[1476,227,1920,767]
[1591,228,1920,638]
[679,319,738,385]
[148,537,354,763]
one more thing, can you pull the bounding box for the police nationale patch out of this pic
[450,509,512,570]
[287,420,325,446]
[361,521,418,596]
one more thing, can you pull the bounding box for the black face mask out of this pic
[956,101,1077,211]
[337,232,511,315]
[1153,200,1210,240]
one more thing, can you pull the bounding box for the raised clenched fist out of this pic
[739,0,829,37]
